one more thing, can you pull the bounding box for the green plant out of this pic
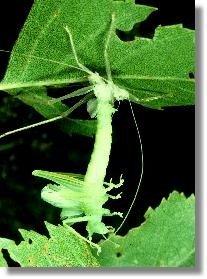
[0,0,195,267]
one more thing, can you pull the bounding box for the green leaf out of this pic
[0,238,16,267]
[0,0,195,136]
[0,254,8,267]
[0,0,156,88]
[0,222,99,267]
[97,191,195,267]
[115,24,195,109]
[0,252,8,267]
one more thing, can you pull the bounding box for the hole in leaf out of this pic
[28,238,32,244]
[116,10,159,41]
[188,72,195,79]
[116,251,122,258]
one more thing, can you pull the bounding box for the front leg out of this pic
[63,223,101,254]
[104,175,124,192]
[62,215,92,225]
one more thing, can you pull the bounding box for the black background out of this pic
[0,0,195,264]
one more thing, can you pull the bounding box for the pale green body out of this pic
[0,13,143,246]
[32,73,127,239]
[32,16,129,240]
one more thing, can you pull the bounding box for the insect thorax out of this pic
[112,84,129,101]
[89,72,129,102]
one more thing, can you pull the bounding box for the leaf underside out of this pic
[0,222,99,267]
[0,0,195,136]
[0,191,195,267]
[97,191,195,267]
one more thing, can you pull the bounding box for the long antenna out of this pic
[104,13,115,82]
[0,26,97,140]
[64,26,93,76]
[114,101,144,235]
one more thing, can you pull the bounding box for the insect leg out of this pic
[107,192,122,200]
[63,224,101,254]
[62,215,92,225]
[0,91,92,139]
[105,211,123,218]
[104,174,124,192]
[64,26,93,75]
[49,86,94,104]
[104,13,116,82]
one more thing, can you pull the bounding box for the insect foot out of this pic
[110,211,123,218]
[104,174,124,192]
[107,192,122,199]
[86,215,109,240]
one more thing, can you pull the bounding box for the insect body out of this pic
[0,12,143,246]
[32,15,131,241]
[32,170,124,239]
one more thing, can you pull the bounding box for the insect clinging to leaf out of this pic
[32,13,132,240]
[1,12,143,250]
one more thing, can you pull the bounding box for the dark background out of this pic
[0,0,195,263]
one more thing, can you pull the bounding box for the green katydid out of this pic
[0,13,143,250]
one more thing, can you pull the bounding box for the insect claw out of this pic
[106,226,115,233]
[64,224,101,254]
[106,211,123,218]
[104,175,124,192]
[88,241,102,255]
[108,192,122,199]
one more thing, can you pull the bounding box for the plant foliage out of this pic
[0,222,99,267]
[0,0,195,268]
[97,191,195,267]
[0,0,195,137]
[0,192,195,267]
